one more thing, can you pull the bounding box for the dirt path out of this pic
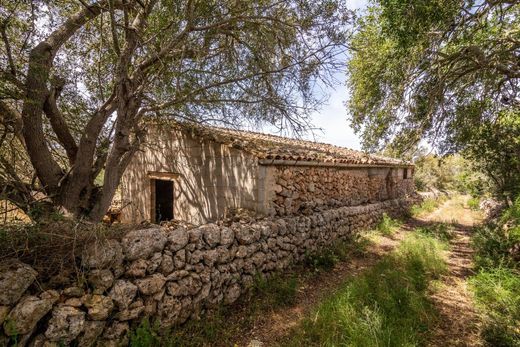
[240,220,415,346]
[421,195,484,347]
[240,195,484,347]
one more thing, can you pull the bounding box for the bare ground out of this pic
[422,196,484,347]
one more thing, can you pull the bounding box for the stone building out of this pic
[120,122,414,225]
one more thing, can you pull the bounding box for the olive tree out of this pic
[0,0,350,220]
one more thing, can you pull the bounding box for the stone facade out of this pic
[0,198,411,346]
[120,122,415,225]
[264,165,415,216]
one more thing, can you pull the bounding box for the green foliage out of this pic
[470,268,520,347]
[470,197,520,346]
[304,239,364,272]
[410,198,440,217]
[413,152,487,195]
[375,213,401,236]
[284,233,447,346]
[347,0,520,199]
[416,223,455,242]
[467,197,480,211]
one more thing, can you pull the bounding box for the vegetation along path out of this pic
[244,196,485,347]
[423,196,484,347]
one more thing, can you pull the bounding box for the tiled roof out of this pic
[174,122,410,167]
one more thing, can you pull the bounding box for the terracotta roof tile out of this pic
[174,122,409,166]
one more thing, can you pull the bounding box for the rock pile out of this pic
[0,198,411,346]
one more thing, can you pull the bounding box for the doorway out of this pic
[154,179,174,222]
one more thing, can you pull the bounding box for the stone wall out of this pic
[0,198,411,346]
[265,165,415,216]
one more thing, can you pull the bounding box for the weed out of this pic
[467,197,480,211]
[410,198,439,217]
[470,268,520,346]
[416,223,455,242]
[252,272,298,308]
[303,238,365,272]
[282,233,447,346]
[375,213,401,235]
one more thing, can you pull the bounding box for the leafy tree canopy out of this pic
[0,0,351,220]
[348,0,519,198]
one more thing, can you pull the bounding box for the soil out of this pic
[422,196,484,347]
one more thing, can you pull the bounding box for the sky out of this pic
[263,0,369,151]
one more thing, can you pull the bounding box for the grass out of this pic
[467,197,480,211]
[375,213,401,236]
[281,233,448,347]
[469,196,520,346]
[304,237,369,272]
[410,198,442,217]
[470,268,520,347]
[416,222,455,242]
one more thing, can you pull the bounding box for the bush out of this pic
[376,213,401,236]
[470,268,520,347]
[416,223,455,242]
[470,196,520,346]
[467,197,480,211]
[284,233,447,346]
[410,198,440,217]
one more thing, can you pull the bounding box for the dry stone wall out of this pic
[270,166,415,216]
[0,198,411,346]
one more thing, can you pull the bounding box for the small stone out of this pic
[159,254,174,274]
[114,301,145,321]
[78,320,105,347]
[200,223,221,247]
[81,239,123,269]
[4,294,56,335]
[174,249,186,269]
[83,294,114,320]
[147,252,163,274]
[168,227,189,251]
[45,306,85,343]
[109,280,137,309]
[63,286,84,297]
[64,298,82,307]
[126,258,149,277]
[102,321,129,340]
[0,259,38,305]
[135,274,166,295]
[122,228,167,261]
[220,226,234,246]
[235,226,261,245]
[88,269,114,294]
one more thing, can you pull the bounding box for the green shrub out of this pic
[376,213,401,236]
[472,223,520,270]
[410,198,440,217]
[470,196,520,346]
[470,268,520,347]
[284,233,447,346]
[467,197,480,211]
[416,223,455,242]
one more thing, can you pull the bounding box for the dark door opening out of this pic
[155,179,174,222]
